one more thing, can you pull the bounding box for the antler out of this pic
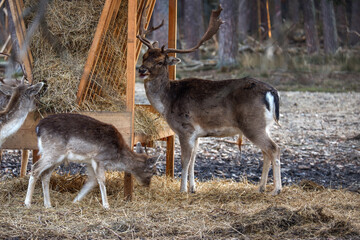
[165,5,224,54]
[137,1,164,49]
[137,3,223,54]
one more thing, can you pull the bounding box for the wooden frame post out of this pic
[32,149,40,164]
[20,149,29,177]
[124,0,137,200]
[7,0,34,177]
[166,0,177,178]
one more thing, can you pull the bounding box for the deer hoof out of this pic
[190,186,196,194]
[257,185,266,193]
[271,188,281,196]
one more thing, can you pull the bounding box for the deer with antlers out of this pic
[137,5,282,195]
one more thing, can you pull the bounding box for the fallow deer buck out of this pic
[137,5,282,195]
[0,77,44,146]
[24,113,159,209]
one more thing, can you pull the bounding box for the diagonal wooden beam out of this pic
[76,0,119,105]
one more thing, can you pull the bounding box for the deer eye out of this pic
[157,62,163,66]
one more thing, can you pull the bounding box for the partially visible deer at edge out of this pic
[137,5,282,195]
[0,76,44,146]
[25,113,159,209]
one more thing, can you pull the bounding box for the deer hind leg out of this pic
[25,155,64,207]
[73,165,97,203]
[41,165,59,208]
[179,136,196,193]
[91,160,109,209]
[258,150,271,193]
[245,131,282,195]
[188,139,199,193]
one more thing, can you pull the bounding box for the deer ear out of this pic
[135,142,145,154]
[152,41,159,48]
[0,84,14,96]
[146,155,160,168]
[166,57,181,66]
[25,82,44,96]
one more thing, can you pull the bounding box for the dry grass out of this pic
[0,174,359,239]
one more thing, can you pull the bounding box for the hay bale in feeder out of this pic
[24,0,166,137]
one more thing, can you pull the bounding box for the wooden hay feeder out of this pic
[1,0,178,199]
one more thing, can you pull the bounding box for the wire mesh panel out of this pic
[77,0,156,108]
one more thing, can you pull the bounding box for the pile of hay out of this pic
[0,174,359,239]
[25,0,166,137]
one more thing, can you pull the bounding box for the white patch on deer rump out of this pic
[264,92,275,131]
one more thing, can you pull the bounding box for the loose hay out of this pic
[0,174,359,239]
[24,0,167,137]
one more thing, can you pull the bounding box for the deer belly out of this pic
[198,125,240,138]
[66,151,92,163]
[209,127,240,137]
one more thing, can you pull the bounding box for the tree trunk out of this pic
[151,0,169,47]
[287,0,300,25]
[248,0,259,37]
[335,0,348,46]
[181,0,203,60]
[321,0,338,54]
[238,0,249,42]
[349,0,360,45]
[218,0,238,67]
[273,0,282,39]
[300,0,319,54]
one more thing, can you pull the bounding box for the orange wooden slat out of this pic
[124,0,137,201]
[168,0,177,81]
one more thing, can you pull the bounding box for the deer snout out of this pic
[136,175,152,187]
[138,66,149,79]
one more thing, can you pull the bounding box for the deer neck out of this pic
[0,96,29,143]
[144,71,170,115]
[110,149,146,174]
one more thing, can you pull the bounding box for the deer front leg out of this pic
[91,160,109,209]
[188,139,199,193]
[179,137,195,193]
[73,166,97,203]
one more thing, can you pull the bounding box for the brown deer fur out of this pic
[24,113,158,209]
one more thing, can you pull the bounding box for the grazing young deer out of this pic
[24,113,159,209]
[0,77,44,146]
[137,5,282,195]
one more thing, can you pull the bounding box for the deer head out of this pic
[132,142,159,186]
[137,4,224,79]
